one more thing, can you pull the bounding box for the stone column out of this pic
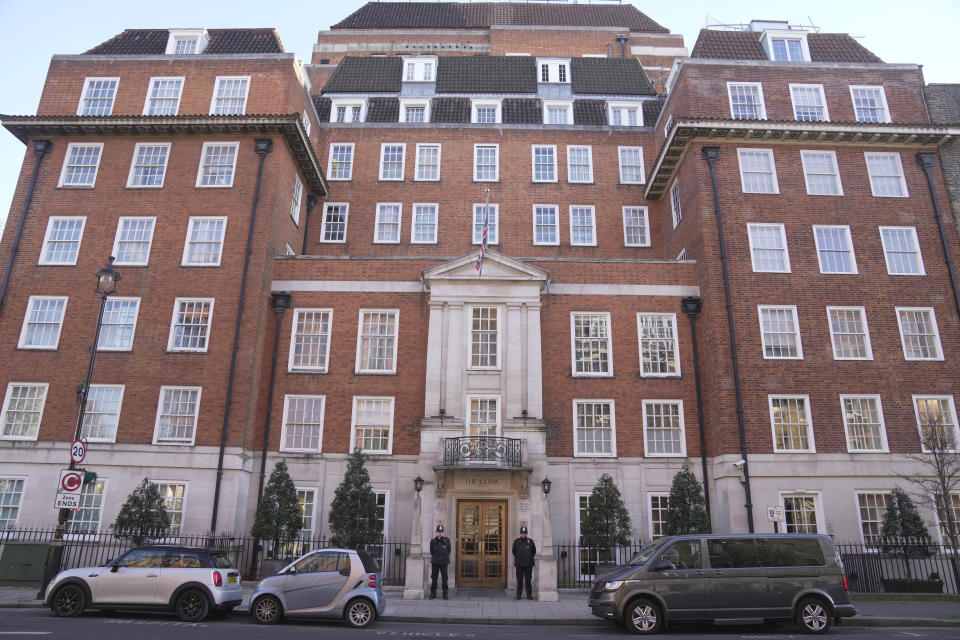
[403,491,425,600]
[424,301,445,417]
[505,302,523,418]
[445,303,463,418]
[537,485,559,601]
[526,303,543,418]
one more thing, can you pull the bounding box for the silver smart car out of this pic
[250,548,385,627]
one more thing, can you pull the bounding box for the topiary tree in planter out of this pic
[880,487,934,586]
[665,465,711,535]
[580,473,632,573]
[251,460,303,559]
[112,478,170,545]
[328,449,381,549]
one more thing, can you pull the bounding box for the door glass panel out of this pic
[458,501,505,587]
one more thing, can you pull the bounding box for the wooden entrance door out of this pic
[457,500,506,588]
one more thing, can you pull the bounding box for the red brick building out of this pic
[1,5,958,597]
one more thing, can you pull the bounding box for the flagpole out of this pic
[476,187,490,277]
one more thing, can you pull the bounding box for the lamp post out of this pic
[538,476,558,601]
[404,474,427,599]
[38,257,120,597]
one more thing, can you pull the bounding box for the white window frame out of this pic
[288,308,333,373]
[473,144,499,181]
[727,82,767,120]
[58,143,103,188]
[800,150,843,196]
[126,142,171,188]
[97,297,140,352]
[466,395,501,438]
[618,146,645,184]
[607,102,643,127]
[642,400,686,457]
[468,305,501,371]
[112,217,156,266]
[182,216,227,266]
[850,86,891,124]
[378,143,406,181]
[543,101,573,125]
[1,383,48,441]
[319,203,349,243]
[280,395,325,453]
[195,142,239,188]
[934,493,960,545]
[532,145,558,183]
[472,203,499,245]
[789,84,829,122]
[533,204,560,246]
[747,223,790,273]
[638,313,680,377]
[840,395,889,453]
[355,309,399,374]
[763,32,811,62]
[65,480,105,535]
[39,216,86,265]
[670,180,682,228]
[414,143,441,181]
[855,491,892,548]
[327,143,355,181]
[167,298,215,353]
[566,145,594,183]
[290,175,303,225]
[896,307,944,361]
[295,487,317,541]
[165,29,208,55]
[471,100,502,124]
[374,202,403,244]
[18,296,67,350]
[153,481,188,535]
[865,152,908,198]
[737,148,779,194]
[648,493,671,540]
[569,205,597,247]
[664,115,673,139]
[77,77,119,116]
[538,58,571,84]
[329,100,367,123]
[913,395,960,453]
[351,396,395,455]
[152,386,201,446]
[826,306,873,360]
[374,490,390,540]
[403,57,436,82]
[301,111,311,137]
[880,226,925,275]
[80,384,125,443]
[779,491,825,534]
[813,225,857,274]
[572,399,617,458]
[411,203,438,244]
[399,99,430,124]
[758,305,803,359]
[570,312,613,377]
[622,206,650,247]
[209,76,250,115]
[769,395,816,453]
[0,477,27,531]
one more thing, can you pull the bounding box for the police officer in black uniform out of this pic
[512,525,537,600]
[429,524,451,600]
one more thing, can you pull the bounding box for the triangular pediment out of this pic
[422,250,548,284]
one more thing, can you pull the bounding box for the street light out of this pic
[38,257,120,597]
[540,477,552,496]
[414,475,425,493]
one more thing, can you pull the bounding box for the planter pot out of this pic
[881,578,944,594]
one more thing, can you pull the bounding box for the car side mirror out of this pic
[110,563,120,573]
[286,566,297,574]
[650,559,673,572]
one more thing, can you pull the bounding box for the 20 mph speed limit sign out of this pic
[71,439,86,464]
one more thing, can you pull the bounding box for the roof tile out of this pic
[367,97,400,122]
[571,57,655,96]
[573,99,606,126]
[431,97,471,123]
[323,56,404,93]
[690,29,883,63]
[84,28,284,55]
[436,56,537,94]
[503,98,542,124]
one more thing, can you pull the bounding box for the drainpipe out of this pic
[249,290,291,575]
[211,138,274,533]
[301,195,318,255]
[0,140,52,311]
[681,296,711,522]
[701,146,755,533]
[616,34,628,58]
[915,152,960,322]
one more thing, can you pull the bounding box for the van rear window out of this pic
[707,539,764,568]
[762,538,825,567]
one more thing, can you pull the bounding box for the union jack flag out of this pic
[475,204,489,275]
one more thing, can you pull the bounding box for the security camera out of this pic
[732,459,746,470]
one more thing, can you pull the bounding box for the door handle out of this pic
[713,570,723,575]
[146,574,159,578]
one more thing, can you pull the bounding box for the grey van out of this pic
[588,534,855,634]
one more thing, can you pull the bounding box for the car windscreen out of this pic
[210,552,234,569]
[625,540,664,565]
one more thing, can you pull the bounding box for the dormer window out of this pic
[403,57,437,82]
[330,99,366,123]
[771,38,803,61]
[537,58,570,84]
[165,29,209,55]
[471,99,502,124]
[400,99,430,123]
[608,102,642,127]
[761,31,810,62]
[543,101,573,125]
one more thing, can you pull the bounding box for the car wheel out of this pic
[624,597,662,634]
[174,588,210,622]
[344,598,375,628]
[252,595,283,625]
[796,597,832,634]
[51,584,86,618]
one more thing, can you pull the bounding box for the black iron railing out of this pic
[443,436,522,467]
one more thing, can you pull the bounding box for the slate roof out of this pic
[313,96,331,122]
[502,98,541,125]
[690,29,883,63]
[431,97,471,123]
[573,99,606,126]
[571,57,655,96]
[367,97,400,123]
[332,2,667,32]
[643,100,664,126]
[323,57,404,93]
[435,56,537,94]
[83,29,284,55]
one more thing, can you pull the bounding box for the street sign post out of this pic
[767,505,785,533]
[70,439,86,464]
[55,469,84,510]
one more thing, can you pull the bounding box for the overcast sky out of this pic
[1,0,958,238]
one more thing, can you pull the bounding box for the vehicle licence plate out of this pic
[228,576,237,584]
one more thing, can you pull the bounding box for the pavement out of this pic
[2,584,959,627]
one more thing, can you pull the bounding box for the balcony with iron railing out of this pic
[442,436,523,468]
